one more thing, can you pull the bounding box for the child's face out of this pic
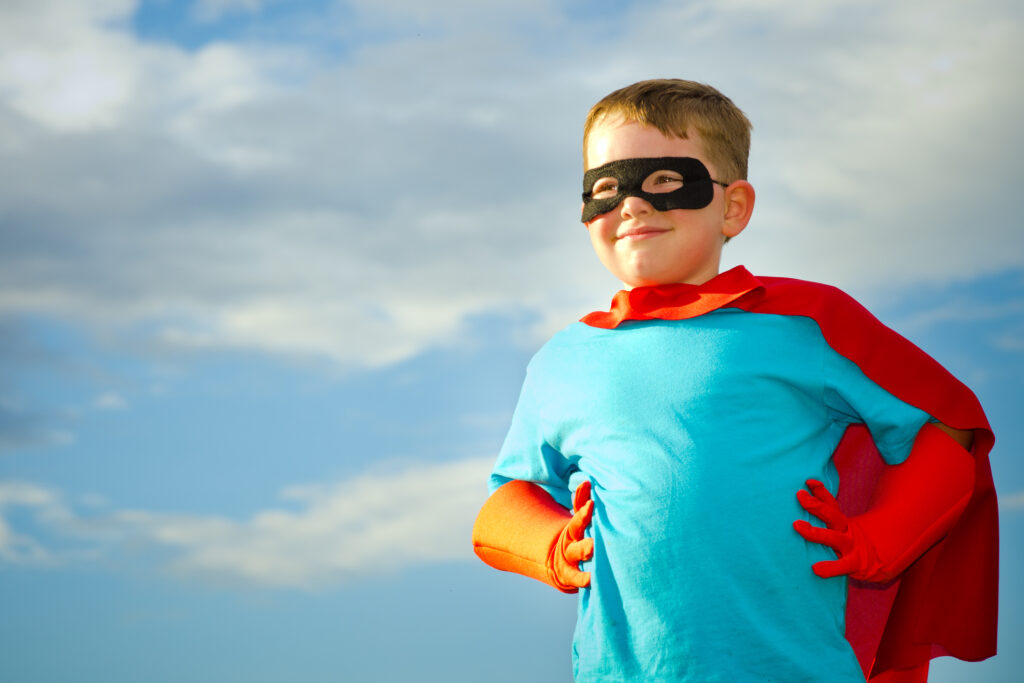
[583,117,751,289]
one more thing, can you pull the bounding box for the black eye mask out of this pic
[581,156,723,223]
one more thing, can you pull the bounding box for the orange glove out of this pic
[472,479,594,593]
[794,423,975,583]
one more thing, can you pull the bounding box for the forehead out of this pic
[585,117,709,172]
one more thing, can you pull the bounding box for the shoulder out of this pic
[534,321,599,352]
[753,275,871,313]
[526,322,603,371]
[744,274,988,433]
[736,275,886,336]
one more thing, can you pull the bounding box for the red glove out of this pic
[472,479,594,592]
[794,423,975,583]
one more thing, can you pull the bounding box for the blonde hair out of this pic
[583,79,751,183]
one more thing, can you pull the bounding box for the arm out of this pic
[794,422,975,582]
[933,421,973,450]
[472,479,594,593]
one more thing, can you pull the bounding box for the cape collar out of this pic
[580,266,764,329]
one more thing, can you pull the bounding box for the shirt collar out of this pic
[580,266,764,329]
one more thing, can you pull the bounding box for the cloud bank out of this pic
[1,0,1021,371]
[0,457,493,588]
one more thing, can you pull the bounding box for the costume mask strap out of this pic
[581,156,725,223]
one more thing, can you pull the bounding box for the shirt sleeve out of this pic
[822,341,932,465]
[488,362,575,508]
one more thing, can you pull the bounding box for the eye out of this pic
[590,178,619,199]
[644,171,684,194]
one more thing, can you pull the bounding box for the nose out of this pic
[620,195,654,219]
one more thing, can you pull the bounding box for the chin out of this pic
[620,274,667,289]
[616,263,669,288]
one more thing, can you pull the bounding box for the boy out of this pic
[472,80,997,682]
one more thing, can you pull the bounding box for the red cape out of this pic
[582,266,998,679]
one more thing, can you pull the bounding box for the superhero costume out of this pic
[476,266,996,682]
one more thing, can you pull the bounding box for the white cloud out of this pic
[0,480,59,507]
[94,392,129,411]
[1001,490,1024,511]
[0,398,76,452]
[191,0,267,23]
[0,481,61,563]
[0,457,494,588]
[0,0,145,131]
[0,0,1020,368]
[695,2,1024,293]
[864,291,1024,355]
[994,335,1024,353]
[0,517,54,564]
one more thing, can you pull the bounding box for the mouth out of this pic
[617,225,669,241]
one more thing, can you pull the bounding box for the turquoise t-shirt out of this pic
[489,310,931,682]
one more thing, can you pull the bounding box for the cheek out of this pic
[585,216,617,244]
[584,224,615,264]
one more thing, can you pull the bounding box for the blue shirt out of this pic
[489,309,931,682]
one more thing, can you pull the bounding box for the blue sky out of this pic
[1,1,1021,681]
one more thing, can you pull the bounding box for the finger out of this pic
[793,520,851,553]
[566,500,593,539]
[564,537,594,564]
[795,488,826,514]
[553,560,591,589]
[566,569,591,588]
[573,480,592,512]
[804,479,838,506]
[549,562,589,590]
[812,554,859,579]
[796,490,847,530]
[793,519,838,546]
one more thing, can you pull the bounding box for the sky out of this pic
[0,0,1021,681]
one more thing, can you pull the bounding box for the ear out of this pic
[721,180,755,239]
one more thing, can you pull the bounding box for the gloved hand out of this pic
[553,481,596,588]
[794,423,975,583]
[794,480,884,580]
[473,479,594,592]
